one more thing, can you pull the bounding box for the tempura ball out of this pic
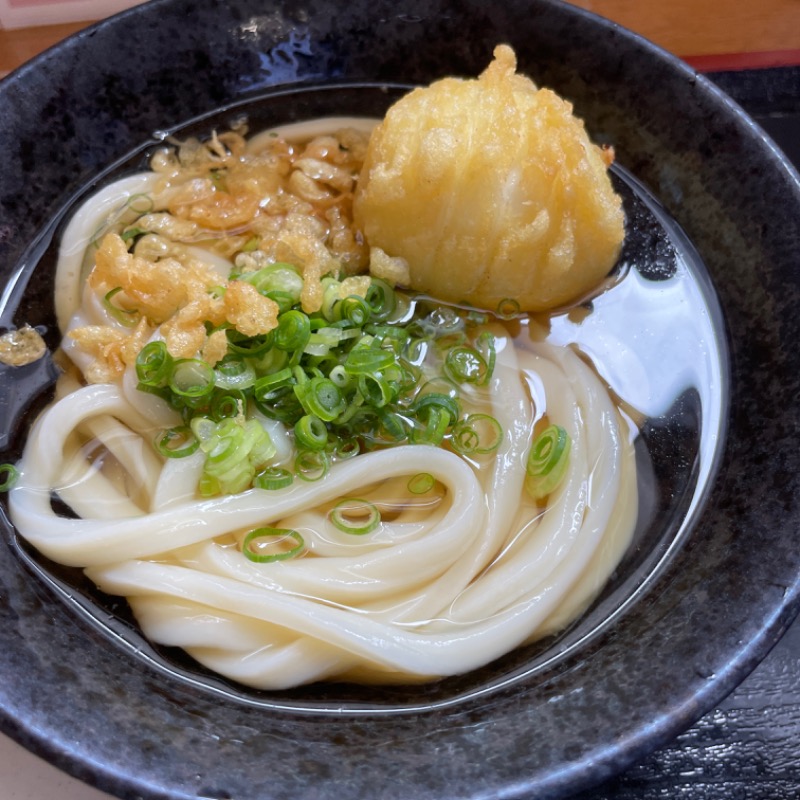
[353,45,625,312]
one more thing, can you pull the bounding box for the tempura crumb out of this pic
[368,247,410,287]
[224,280,280,337]
[0,325,47,367]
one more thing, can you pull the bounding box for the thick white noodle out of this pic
[9,337,637,687]
[54,173,161,332]
[8,173,639,689]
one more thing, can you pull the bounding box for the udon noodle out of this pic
[8,111,638,689]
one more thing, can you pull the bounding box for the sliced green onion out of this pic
[253,387,303,423]
[411,391,460,424]
[496,298,521,319]
[254,467,294,490]
[407,472,435,494]
[170,358,215,399]
[525,424,570,501]
[294,377,345,422]
[103,287,138,327]
[120,227,146,244]
[337,295,372,326]
[328,365,353,390]
[366,324,410,351]
[241,235,260,253]
[292,364,312,385]
[357,372,394,408]
[242,527,304,562]
[226,330,273,357]
[0,463,19,491]
[304,329,340,357]
[444,346,489,384]
[253,367,295,402]
[376,409,408,443]
[274,310,311,352]
[266,290,297,314]
[155,425,200,458]
[421,305,463,336]
[136,341,173,388]
[249,346,288,374]
[213,357,256,391]
[405,336,429,365]
[127,192,154,215]
[295,449,330,482]
[476,331,497,385]
[320,279,344,321]
[330,498,381,535]
[395,360,422,395]
[190,416,217,443]
[344,347,395,375]
[466,309,489,326]
[410,405,451,446]
[210,390,245,421]
[194,417,276,495]
[240,263,303,302]
[434,331,468,354]
[294,414,328,451]
[201,419,247,466]
[333,393,365,426]
[450,414,503,456]
[331,439,360,460]
[365,279,397,321]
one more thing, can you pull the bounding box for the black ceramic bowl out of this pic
[1,1,799,798]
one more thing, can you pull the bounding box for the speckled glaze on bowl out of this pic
[0,1,799,799]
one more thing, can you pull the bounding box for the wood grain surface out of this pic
[583,619,800,799]
[569,0,800,60]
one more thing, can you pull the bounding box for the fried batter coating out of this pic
[353,45,625,312]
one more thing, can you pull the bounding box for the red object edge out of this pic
[685,49,800,71]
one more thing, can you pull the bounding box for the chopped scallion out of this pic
[330,498,381,535]
[136,341,173,388]
[525,424,570,500]
[0,463,19,491]
[496,298,521,319]
[407,472,435,494]
[344,347,395,375]
[170,359,215,399]
[295,449,330,482]
[450,414,503,456]
[155,425,200,458]
[274,310,311,353]
[243,527,304,562]
[254,467,294,490]
[103,287,138,327]
[294,414,328,451]
[444,345,489,384]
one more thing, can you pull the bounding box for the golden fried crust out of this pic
[354,44,625,312]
